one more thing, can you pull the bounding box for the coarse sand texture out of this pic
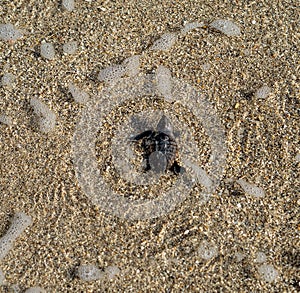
[0,0,299,292]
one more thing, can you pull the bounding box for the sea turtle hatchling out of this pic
[130,115,184,174]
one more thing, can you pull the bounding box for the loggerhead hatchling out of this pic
[130,115,184,174]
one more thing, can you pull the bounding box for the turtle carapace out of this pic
[131,115,183,175]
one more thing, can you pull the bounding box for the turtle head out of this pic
[157,115,174,138]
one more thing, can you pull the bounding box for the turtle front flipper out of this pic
[170,161,185,175]
[130,130,153,142]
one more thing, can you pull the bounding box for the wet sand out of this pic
[0,0,299,292]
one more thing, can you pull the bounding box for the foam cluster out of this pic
[150,32,177,51]
[122,55,140,77]
[30,98,56,133]
[0,212,32,261]
[184,160,213,190]
[254,251,267,264]
[77,264,105,281]
[77,264,120,282]
[237,179,265,198]
[181,21,204,35]
[63,41,78,54]
[198,240,218,260]
[0,23,23,41]
[1,73,15,88]
[105,266,120,280]
[258,264,279,282]
[68,83,90,104]
[156,65,172,100]
[62,0,75,12]
[0,268,4,285]
[0,114,12,126]
[98,55,140,84]
[209,19,241,36]
[98,65,127,84]
[24,287,46,293]
[255,85,271,99]
[40,42,55,60]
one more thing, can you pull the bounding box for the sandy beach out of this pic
[0,0,299,292]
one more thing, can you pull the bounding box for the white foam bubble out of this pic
[234,252,246,262]
[40,42,55,60]
[198,240,218,260]
[201,63,211,71]
[255,85,271,99]
[183,160,213,190]
[209,19,241,36]
[255,251,267,264]
[77,264,104,282]
[30,98,56,133]
[24,287,46,293]
[0,236,13,261]
[0,212,32,260]
[1,73,16,87]
[104,266,120,280]
[6,212,32,238]
[181,21,204,35]
[0,268,5,285]
[0,23,23,41]
[150,32,177,51]
[63,40,78,54]
[156,65,172,100]
[68,83,90,104]
[258,264,279,282]
[62,0,75,11]
[0,114,13,126]
[237,179,265,198]
[97,65,127,84]
[122,55,140,77]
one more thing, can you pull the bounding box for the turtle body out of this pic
[131,115,183,174]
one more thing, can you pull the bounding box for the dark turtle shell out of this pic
[131,129,182,174]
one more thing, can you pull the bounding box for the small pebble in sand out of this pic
[255,251,267,263]
[1,73,15,87]
[150,32,177,51]
[24,287,46,293]
[105,266,120,280]
[30,97,56,133]
[255,85,271,99]
[258,264,279,282]
[237,179,265,198]
[209,19,241,36]
[68,83,90,104]
[77,264,105,282]
[0,114,13,126]
[40,42,55,60]
[0,23,23,41]
[63,40,78,54]
[62,0,75,12]
[198,240,218,260]
[156,65,172,100]
[295,153,300,162]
